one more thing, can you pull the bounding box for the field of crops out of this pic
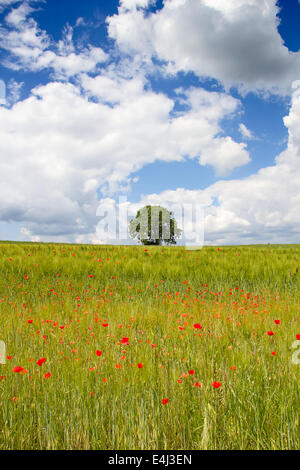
[0,242,299,450]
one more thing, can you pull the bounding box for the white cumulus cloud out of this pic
[108,0,300,95]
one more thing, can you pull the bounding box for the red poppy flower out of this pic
[13,366,24,373]
[137,363,143,368]
[193,323,203,330]
[121,337,129,344]
[296,334,300,340]
[44,373,51,379]
[274,320,280,325]
[36,357,47,366]
[161,398,169,405]
[96,350,102,357]
[267,331,274,336]
[188,370,195,375]
[212,381,222,389]
[27,319,33,324]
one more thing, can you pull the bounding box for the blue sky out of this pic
[0,0,300,245]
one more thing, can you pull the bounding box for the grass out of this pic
[0,242,299,450]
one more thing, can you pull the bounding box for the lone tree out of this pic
[129,205,182,246]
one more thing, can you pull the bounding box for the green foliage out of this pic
[129,205,182,246]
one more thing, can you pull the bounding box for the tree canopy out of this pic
[129,205,182,246]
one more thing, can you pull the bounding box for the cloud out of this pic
[4,0,35,25]
[0,2,108,77]
[6,78,23,104]
[81,75,250,177]
[121,0,154,9]
[239,123,254,140]
[108,0,300,95]
[0,0,21,12]
[0,0,43,14]
[136,82,300,245]
[75,17,86,27]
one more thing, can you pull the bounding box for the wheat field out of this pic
[0,242,299,450]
